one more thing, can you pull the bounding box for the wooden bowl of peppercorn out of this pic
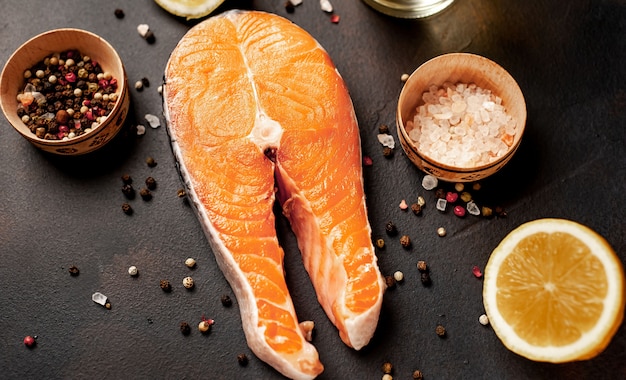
[0,28,129,155]
[397,53,526,182]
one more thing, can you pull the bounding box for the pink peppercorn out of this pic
[98,79,109,88]
[472,265,483,278]
[85,111,95,121]
[363,156,373,166]
[83,100,91,107]
[330,14,340,23]
[23,335,36,347]
[446,192,459,203]
[453,205,466,217]
[109,78,118,89]
[64,72,77,83]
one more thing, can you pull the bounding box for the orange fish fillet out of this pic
[163,10,385,379]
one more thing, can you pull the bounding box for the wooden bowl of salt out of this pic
[0,28,129,155]
[397,53,526,182]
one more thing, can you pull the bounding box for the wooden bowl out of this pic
[0,28,129,155]
[397,53,526,182]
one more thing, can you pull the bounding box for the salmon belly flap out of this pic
[163,10,384,379]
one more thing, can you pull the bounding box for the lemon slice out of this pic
[483,218,625,363]
[154,0,225,20]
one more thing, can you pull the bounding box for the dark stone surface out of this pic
[1,0,625,379]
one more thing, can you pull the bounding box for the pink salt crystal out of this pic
[363,156,373,166]
[399,199,408,210]
[472,265,483,278]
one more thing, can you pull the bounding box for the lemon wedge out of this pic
[155,0,225,20]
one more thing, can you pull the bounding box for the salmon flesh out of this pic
[163,10,385,379]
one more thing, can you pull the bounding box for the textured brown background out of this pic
[1,1,625,379]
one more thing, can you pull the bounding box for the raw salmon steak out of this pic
[163,10,385,379]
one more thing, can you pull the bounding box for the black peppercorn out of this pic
[411,203,422,215]
[378,124,390,134]
[145,30,156,44]
[382,146,393,158]
[145,176,157,190]
[285,1,295,13]
[68,265,80,276]
[160,280,172,292]
[385,275,396,289]
[400,235,411,249]
[221,295,233,307]
[121,203,133,215]
[237,353,249,366]
[417,260,428,272]
[146,156,157,167]
[495,206,507,217]
[412,369,424,380]
[141,77,150,87]
[420,272,432,286]
[180,322,191,336]
[114,9,125,18]
[385,221,398,236]
[140,188,152,201]
[121,174,132,185]
[121,184,135,200]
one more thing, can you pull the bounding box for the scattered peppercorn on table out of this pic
[0,1,624,379]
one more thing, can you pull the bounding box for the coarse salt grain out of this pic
[436,198,447,211]
[421,175,438,190]
[320,0,333,13]
[377,134,395,149]
[137,24,150,38]
[406,82,517,168]
[145,114,160,128]
[136,124,146,136]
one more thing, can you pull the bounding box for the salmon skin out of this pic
[163,10,385,379]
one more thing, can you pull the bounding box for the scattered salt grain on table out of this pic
[320,0,333,13]
[436,198,447,211]
[467,201,480,215]
[377,134,395,149]
[145,114,160,128]
[92,292,108,306]
[137,24,150,38]
[136,124,146,136]
[421,174,438,190]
